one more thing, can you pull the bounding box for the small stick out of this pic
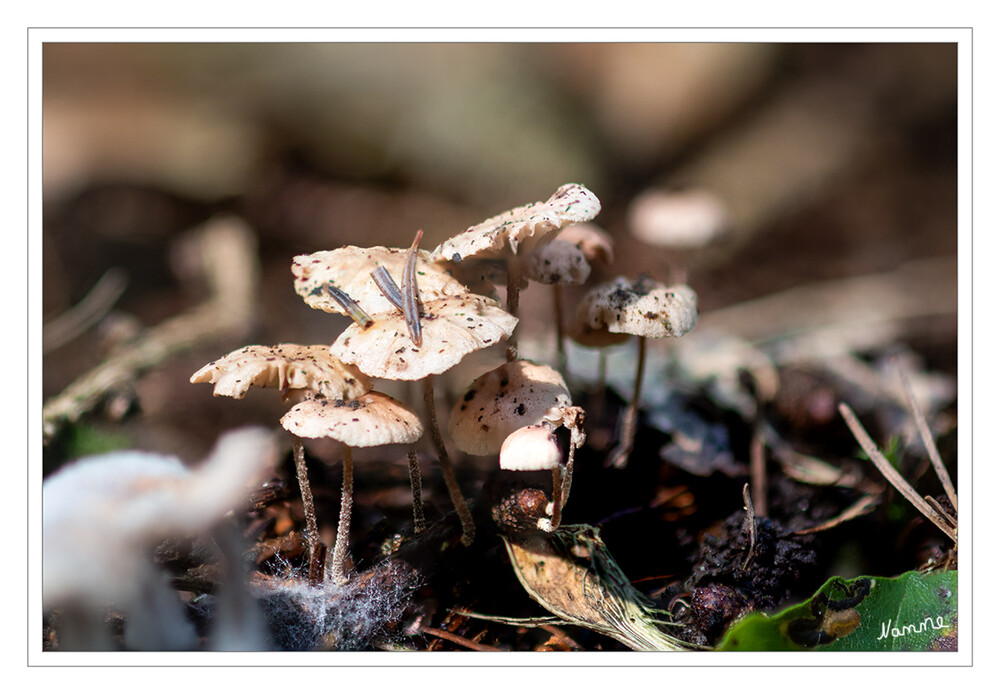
[420,626,505,652]
[895,357,958,511]
[371,266,404,311]
[401,230,424,346]
[43,267,128,354]
[324,284,374,328]
[838,402,957,543]
[407,447,427,534]
[924,495,957,528]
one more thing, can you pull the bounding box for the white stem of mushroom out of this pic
[290,436,321,576]
[407,447,427,534]
[608,335,647,469]
[551,424,581,530]
[552,284,567,374]
[329,445,354,585]
[423,376,476,545]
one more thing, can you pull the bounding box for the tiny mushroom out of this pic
[449,360,585,530]
[573,276,698,468]
[524,222,615,371]
[191,344,372,582]
[628,188,729,284]
[280,391,424,584]
[432,183,602,361]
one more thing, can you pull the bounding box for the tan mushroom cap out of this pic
[573,276,699,346]
[628,188,729,249]
[553,222,615,266]
[499,424,562,471]
[331,294,517,382]
[449,360,573,456]
[524,239,591,285]
[291,246,470,316]
[280,391,423,447]
[190,344,373,400]
[432,183,602,262]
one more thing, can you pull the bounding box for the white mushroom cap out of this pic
[628,188,729,249]
[499,424,562,471]
[280,391,423,447]
[553,222,615,266]
[432,183,602,262]
[574,276,699,345]
[449,360,573,456]
[524,239,591,285]
[190,344,373,400]
[331,294,517,381]
[291,245,470,316]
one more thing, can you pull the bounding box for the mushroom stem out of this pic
[552,424,581,530]
[552,284,567,374]
[407,447,427,534]
[505,253,521,362]
[423,376,475,545]
[290,436,321,575]
[329,445,354,585]
[551,467,564,530]
[608,335,647,469]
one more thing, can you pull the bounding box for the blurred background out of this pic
[41,42,958,467]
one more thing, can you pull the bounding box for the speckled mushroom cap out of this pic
[280,391,423,447]
[628,188,729,249]
[449,360,573,456]
[524,239,591,285]
[499,424,562,471]
[190,344,373,400]
[331,294,517,382]
[291,246,470,316]
[432,183,602,262]
[573,276,699,347]
[552,223,615,266]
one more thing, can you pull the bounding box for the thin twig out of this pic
[401,229,424,346]
[370,266,404,310]
[420,626,505,652]
[42,216,259,443]
[895,357,958,511]
[43,267,128,354]
[838,402,957,543]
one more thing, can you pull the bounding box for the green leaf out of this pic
[716,570,957,651]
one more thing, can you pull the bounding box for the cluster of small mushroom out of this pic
[190,182,700,585]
